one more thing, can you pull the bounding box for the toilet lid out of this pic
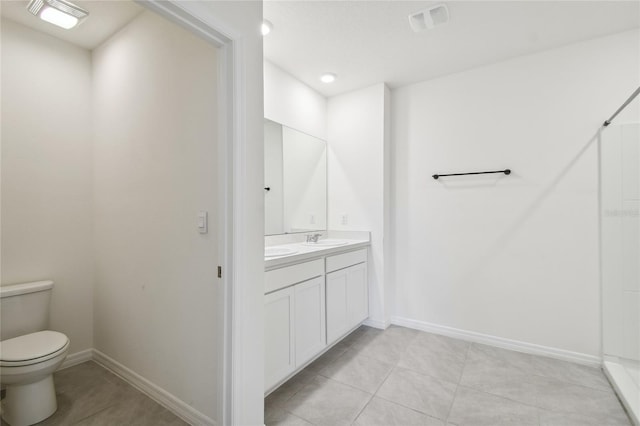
[0,330,69,365]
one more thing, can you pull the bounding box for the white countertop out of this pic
[265,237,370,270]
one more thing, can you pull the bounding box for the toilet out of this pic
[0,281,70,426]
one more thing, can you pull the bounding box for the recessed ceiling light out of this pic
[27,0,89,29]
[320,73,336,83]
[261,20,273,36]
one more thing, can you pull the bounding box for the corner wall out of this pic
[1,19,94,354]
[328,83,391,327]
[391,29,640,357]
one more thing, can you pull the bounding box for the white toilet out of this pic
[0,281,70,426]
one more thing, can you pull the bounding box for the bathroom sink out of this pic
[265,247,298,257]
[302,239,348,247]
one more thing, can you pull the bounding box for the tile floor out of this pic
[1,361,186,426]
[265,325,632,426]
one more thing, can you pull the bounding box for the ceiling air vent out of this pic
[409,4,449,32]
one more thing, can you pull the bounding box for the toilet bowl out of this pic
[0,331,69,426]
[0,281,69,426]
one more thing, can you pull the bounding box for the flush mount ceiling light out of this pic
[27,0,89,30]
[261,20,273,36]
[320,73,336,83]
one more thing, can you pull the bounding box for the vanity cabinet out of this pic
[264,247,368,393]
[264,260,326,391]
[326,250,368,345]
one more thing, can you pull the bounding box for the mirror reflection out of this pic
[264,119,327,235]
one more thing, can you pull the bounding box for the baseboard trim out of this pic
[390,316,601,367]
[93,349,215,426]
[363,317,390,330]
[59,349,93,370]
[603,360,640,425]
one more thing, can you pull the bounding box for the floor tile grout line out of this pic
[372,334,457,422]
[328,330,417,385]
[270,338,356,406]
[527,371,615,393]
[443,341,472,422]
[268,375,318,417]
[349,352,400,423]
[370,390,449,422]
[64,365,129,425]
[71,401,120,425]
[279,375,375,426]
[277,327,417,426]
[268,325,630,426]
[265,327,375,423]
[451,338,624,417]
[349,389,375,425]
[393,334,469,386]
[347,328,420,421]
[284,367,376,416]
[377,330,468,407]
[318,374,379,396]
[370,363,449,423]
[456,372,622,414]
[453,381,623,420]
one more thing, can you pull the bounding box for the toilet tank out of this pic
[0,281,54,341]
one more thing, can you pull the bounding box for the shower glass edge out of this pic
[600,115,640,425]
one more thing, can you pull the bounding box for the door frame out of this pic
[137,1,259,424]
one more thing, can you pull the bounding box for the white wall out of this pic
[328,83,391,327]
[92,11,219,420]
[264,60,327,141]
[392,29,640,357]
[1,19,94,354]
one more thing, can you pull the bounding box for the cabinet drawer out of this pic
[265,259,324,294]
[326,248,367,273]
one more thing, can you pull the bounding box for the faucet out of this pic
[305,233,323,243]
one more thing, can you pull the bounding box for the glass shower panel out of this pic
[601,121,640,424]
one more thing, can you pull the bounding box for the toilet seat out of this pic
[0,330,69,367]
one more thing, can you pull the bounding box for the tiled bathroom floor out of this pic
[1,361,186,426]
[265,325,632,426]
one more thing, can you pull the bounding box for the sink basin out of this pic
[265,247,298,257]
[302,239,348,247]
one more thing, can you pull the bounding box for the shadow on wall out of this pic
[464,128,600,279]
[436,173,509,189]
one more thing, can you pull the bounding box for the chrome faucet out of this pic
[305,233,323,243]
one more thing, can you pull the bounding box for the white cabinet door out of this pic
[264,287,295,391]
[326,268,349,345]
[347,262,368,326]
[326,262,369,345]
[294,276,326,367]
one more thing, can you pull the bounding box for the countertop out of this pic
[265,238,370,270]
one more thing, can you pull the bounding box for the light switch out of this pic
[198,211,208,234]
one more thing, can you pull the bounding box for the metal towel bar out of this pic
[432,169,511,180]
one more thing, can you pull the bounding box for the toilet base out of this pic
[1,375,57,426]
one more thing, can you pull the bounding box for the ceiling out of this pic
[0,0,143,50]
[264,1,640,97]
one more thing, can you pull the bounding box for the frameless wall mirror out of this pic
[264,118,327,235]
